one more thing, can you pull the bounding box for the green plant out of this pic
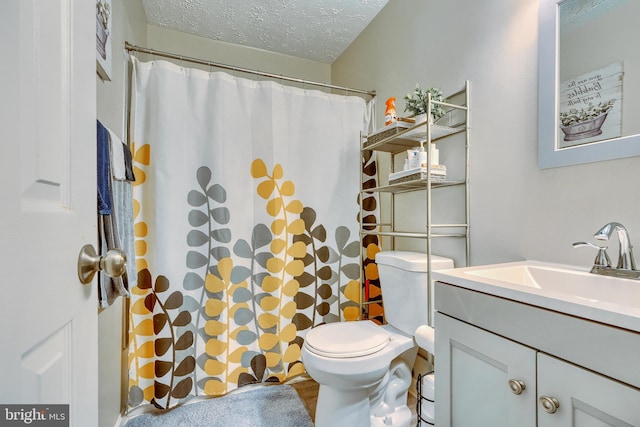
[559,100,614,127]
[403,84,447,119]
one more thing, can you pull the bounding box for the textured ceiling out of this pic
[141,0,389,63]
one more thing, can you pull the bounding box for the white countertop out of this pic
[432,260,640,333]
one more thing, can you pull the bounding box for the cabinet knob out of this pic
[539,396,560,414]
[508,379,526,395]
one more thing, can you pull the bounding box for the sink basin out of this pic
[432,261,640,332]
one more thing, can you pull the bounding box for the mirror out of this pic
[538,0,640,168]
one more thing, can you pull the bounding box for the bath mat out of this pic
[122,384,313,427]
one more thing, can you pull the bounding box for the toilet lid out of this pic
[304,321,390,358]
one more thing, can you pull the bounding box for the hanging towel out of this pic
[108,128,127,180]
[122,142,136,182]
[97,120,112,215]
[107,129,137,289]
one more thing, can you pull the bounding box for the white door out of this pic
[538,353,640,426]
[0,1,97,426]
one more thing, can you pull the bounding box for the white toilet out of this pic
[301,251,453,427]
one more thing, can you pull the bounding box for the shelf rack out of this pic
[359,81,470,326]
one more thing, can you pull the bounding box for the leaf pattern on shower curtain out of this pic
[127,152,362,410]
[360,149,384,323]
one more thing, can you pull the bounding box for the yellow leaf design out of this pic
[204,379,226,396]
[283,343,301,363]
[135,240,147,257]
[271,219,286,235]
[132,167,146,186]
[281,301,297,319]
[133,199,140,219]
[261,276,281,292]
[205,273,225,293]
[344,306,361,321]
[217,258,233,283]
[273,164,283,179]
[284,259,304,276]
[285,200,303,214]
[205,320,227,336]
[205,338,228,357]
[134,221,147,238]
[205,299,226,317]
[258,333,279,350]
[133,144,150,165]
[366,243,381,260]
[288,218,305,235]
[266,198,283,216]
[135,341,155,359]
[281,180,295,196]
[265,352,282,368]
[365,263,379,280]
[251,159,268,178]
[204,359,226,376]
[266,257,285,274]
[343,279,361,303]
[259,295,280,311]
[270,238,287,254]
[287,241,307,258]
[280,323,297,342]
[258,313,279,329]
[133,319,154,336]
[288,363,305,378]
[229,346,248,363]
[138,362,155,379]
[136,258,148,271]
[282,279,299,297]
[143,385,155,403]
[257,180,275,199]
[130,285,150,296]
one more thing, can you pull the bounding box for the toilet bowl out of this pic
[301,251,454,427]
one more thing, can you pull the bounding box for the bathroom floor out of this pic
[290,376,418,424]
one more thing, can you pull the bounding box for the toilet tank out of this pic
[375,251,453,335]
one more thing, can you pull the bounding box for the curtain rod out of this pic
[125,42,376,97]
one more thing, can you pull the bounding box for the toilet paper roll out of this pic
[415,325,435,354]
[421,373,435,401]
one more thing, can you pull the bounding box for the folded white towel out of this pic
[107,128,127,180]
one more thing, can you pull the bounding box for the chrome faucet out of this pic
[593,222,636,270]
[573,222,639,280]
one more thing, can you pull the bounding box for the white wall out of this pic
[145,25,331,85]
[332,0,640,268]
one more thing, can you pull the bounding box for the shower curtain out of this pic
[126,57,374,410]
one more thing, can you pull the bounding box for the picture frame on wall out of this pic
[96,0,112,81]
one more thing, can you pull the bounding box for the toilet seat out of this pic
[305,321,390,358]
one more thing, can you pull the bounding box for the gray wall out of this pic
[332,0,640,268]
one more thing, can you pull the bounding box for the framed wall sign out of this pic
[96,0,112,81]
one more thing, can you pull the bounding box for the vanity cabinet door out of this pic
[435,313,537,427]
[537,353,640,426]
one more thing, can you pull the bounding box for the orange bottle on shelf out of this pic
[384,97,397,126]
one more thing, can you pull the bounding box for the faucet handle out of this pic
[573,241,611,268]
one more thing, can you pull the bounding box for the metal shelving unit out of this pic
[359,81,470,326]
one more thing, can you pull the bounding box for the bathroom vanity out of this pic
[432,261,640,426]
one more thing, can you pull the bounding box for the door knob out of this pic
[77,244,126,284]
[539,396,560,414]
[508,379,526,395]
